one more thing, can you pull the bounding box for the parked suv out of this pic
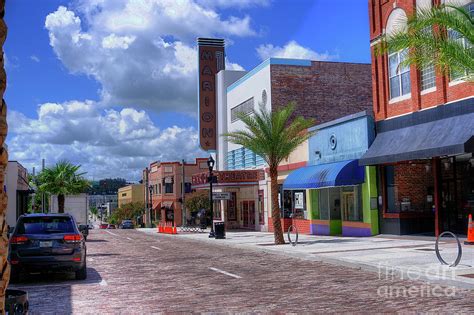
[120,220,134,229]
[8,213,87,282]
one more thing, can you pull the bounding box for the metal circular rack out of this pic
[435,231,462,267]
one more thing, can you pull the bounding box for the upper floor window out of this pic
[163,177,174,194]
[389,49,411,99]
[448,3,473,81]
[231,97,254,122]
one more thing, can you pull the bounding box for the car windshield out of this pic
[16,217,75,235]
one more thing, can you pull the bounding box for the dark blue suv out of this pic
[8,213,87,282]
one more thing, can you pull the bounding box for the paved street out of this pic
[10,229,474,314]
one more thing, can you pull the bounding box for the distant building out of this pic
[5,161,31,227]
[118,184,145,208]
[146,158,208,226]
[88,194,118,209]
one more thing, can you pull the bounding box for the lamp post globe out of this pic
[207,155,215,238]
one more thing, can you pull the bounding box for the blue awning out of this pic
[283,159,365,190]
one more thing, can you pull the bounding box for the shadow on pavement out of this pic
[86,239,109,243]
[88,253,119,257]
[8,267,104,314]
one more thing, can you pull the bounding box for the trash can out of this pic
[214,222,226,239]
[5,289,29,315]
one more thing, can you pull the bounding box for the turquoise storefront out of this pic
[283,111,379,236]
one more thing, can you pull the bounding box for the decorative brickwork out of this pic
[270,62,373,125]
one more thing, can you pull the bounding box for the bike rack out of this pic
[435,231,462,267]
[287,225,298,247]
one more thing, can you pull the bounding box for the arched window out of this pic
[386,8,411,99]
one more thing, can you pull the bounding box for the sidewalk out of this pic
[138,228,474,289]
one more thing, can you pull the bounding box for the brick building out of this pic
[360,0,474,235]
[147,158,208,226]
[214,58,373,232]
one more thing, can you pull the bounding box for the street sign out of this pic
[213,192,231,200]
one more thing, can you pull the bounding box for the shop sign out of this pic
[294,192,304,209]
[213,192,231,200]
[192,170,264,186]
[197,38,225,151]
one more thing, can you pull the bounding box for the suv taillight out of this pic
[63,234,83,243]
[10,236,29,244]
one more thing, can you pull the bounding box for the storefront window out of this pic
[341,186,363,222]
[258,190,264,225]
[227,192,237,221]
[384,163,434,213]
[319,189,329,220]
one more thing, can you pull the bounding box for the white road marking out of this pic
[105,230,119,237]
[126,237,133,241]
[151,246,162,251]
[208,267,242,279]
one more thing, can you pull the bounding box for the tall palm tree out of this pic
[38,161,90,213]
[223,103,315,245]
[0,1,9,311]
[377,3,473,80]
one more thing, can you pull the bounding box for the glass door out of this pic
[342,192,355,221]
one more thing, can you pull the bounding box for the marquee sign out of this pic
[192,170,265,186]
[197,38,225,151]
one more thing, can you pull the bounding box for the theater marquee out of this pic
[197,38,225,151]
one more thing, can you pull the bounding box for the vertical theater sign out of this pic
[197,38,225,151]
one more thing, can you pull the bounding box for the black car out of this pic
[8,213,87,282]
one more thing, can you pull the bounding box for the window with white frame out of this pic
[231,97,254,122]
[388,48,411,99]
[421,64,436,91]
[448,3,473,81]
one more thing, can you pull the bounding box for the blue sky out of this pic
[5,0,370,180]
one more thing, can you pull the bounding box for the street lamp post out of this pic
[149,185,154,222]
[207,155,215,238]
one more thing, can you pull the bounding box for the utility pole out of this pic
[32,167,36,212]
[181,159,185,227]
[145,167,151,228]
[41,159,45,213]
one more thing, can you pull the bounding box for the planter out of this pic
[5,289,29,315]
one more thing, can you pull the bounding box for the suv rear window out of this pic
[16,217,76,235]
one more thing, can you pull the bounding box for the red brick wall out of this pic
[369,0,474,122]
[268,218,310,234]
[270,62,373,125]
[393,163,434,212]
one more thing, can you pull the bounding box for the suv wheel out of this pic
[75,263,87,280]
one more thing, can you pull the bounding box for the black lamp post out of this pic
[149,184,154,222]
[207,155,215,238]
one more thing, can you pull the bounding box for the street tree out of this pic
[377,3,473,80]
[223,103,315,245]
[38,160,90,213]
[0,2,9,311]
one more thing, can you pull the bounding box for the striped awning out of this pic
[283,160,365,190]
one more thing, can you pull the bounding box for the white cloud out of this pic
[44,1,248,113]
[256,40,338,61]
[196,0,270,9]
[7,101,205,180]
[30,55,40,62]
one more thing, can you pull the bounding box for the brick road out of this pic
[10,229,474,314]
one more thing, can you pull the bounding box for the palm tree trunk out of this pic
[58,194,65,213]
[0,1,9,312]
[270,167,285,245]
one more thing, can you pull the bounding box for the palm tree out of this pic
[0,2,9,311]
[38,161,90,213]
[377,3,473,80]
[223,103,315,245]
